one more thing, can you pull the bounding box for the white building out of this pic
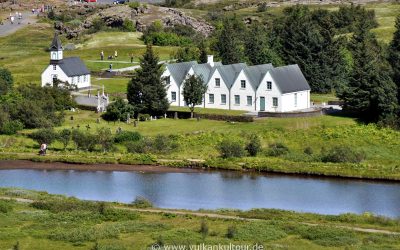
[163,56,311,112]
[41,33,91,89]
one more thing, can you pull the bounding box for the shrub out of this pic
[257,2,268,12]
[152,135,178,153]
[131,196,153,208]
[0,200,13,213]
[304,146,313,155]
[122,19,135,32]
[72,129,97,151]
[321,145,366,163]
[114,131,142,143]
[58,129,71,150]
[245,134,262,156]
[97,127,114,152]
[266,143,289,156]
[125,138,152,154]
[199,220,209,238]
[0,120,23,135]
[138,114,151,121]
[226,225,237,239]
[128,2,140,8]
[297,225,358,246]
[217,139,245,158]
[30,128,58,145]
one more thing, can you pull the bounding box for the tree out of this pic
[0,67,13,95]
[127,45,169,116]
[214,15,245,64]
[273,6,346,93]
[101,97,134,122]
[182,75,207,118]
[198,40,208,64]
[58,129,71,150]
[30,128,58,145]
[388,15,400,106]
[245,134,262,156]
[72,129,97,151]
[97,127,114,153]
[338,14,398,122]
[175,46,198,63]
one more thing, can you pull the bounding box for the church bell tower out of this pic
[50,33,63,63]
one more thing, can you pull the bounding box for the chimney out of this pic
[207,55,214,67]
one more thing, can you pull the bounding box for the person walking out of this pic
[100,50,104,61]
[10,15,14,24]
[130,54,134,63]
[114,50,118,59]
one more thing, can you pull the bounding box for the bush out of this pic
[125,138,152,154]
[0,200,13,213]
[58,129,71,150]
[131,196,153,208]
[218,139,245,158]
[128,2,140,8]
[122,19,135,32]
[267,143,289,156]
[199,220,208,238]
[152,135,178,153]
[114,131,142,143]
[297,225,358,246]
[72,130,97,151]
[0,120,23,135]
[304,146,313,155]
[138,114,151,121]
[226,225,237,239]
[30,128,58,145]
[97,127,114,152]
[321,145,366,163]
[245,134,262,156]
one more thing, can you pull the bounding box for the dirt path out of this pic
[1,196,399,235]
[0,11,36,37]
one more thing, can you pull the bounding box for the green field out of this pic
[0,188,399,250]
[1,110,400,180]
[0,25,176,85]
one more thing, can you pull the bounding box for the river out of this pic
[0,169,399,217]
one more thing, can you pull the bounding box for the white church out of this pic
[41,34,91,89]
[163,56,311,112]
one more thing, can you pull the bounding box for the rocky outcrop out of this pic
[161,8,214,37]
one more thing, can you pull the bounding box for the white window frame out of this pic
[234,95,240,105]
[215,78,220,87]
[209,94,214,104]
[294,93,298,107]
[273,97,278,107]
[247,96,252,106]
[171,91,177,102]
[240,80,246,89]
[267,81,272,90]
[221,94,226,105]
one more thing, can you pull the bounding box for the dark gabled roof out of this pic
[269,64,311,94]
[50,33,63,51]
[245,64,274,89]
[167,61,197,85]
[217,63,247,88]
[58,57,90,77]
[192,63,212,84]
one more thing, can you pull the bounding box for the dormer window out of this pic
[267,81,272,90]
[241,80,246,89]
[215,78,220,87]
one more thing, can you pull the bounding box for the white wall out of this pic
[229,70,256,111]
[204,69,229,110]
[41,65,69,87]
[71,74,91,89]
[257,71,283,112]
[162,69,181,106]
[281,90,310,112]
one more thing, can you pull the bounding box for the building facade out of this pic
[41,34,91,89]
[163,56,311,112]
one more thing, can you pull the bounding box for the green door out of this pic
[260,97,265,111]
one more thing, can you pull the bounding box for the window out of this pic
[165,76,171,85]
[247,96,252,106]
[78,76,81,83]
[215,78,220,87]
[234,95,240,105]
[209,94,214,104]
[294,93,298,107]
[84,75,87,82]
[240,80,246,89]
[267,81,272,90]
[53,65,56,70]
[221,94,226,104]
[171,91,177,102]
[273,97,278,107]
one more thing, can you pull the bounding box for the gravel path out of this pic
[0,11,36,37]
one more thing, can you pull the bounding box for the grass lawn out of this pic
[0,25,176,85]
[310,93,338,104]
[91,77,130,94]
[168,106,248,115]
[0,188,399,250]
[2,110,400,180]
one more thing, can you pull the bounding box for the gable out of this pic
[269,65,310,94]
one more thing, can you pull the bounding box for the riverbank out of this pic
[0,188,399,250]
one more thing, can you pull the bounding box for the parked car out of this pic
[113,0,127,4]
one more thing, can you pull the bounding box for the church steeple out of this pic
[50,33,63,62]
